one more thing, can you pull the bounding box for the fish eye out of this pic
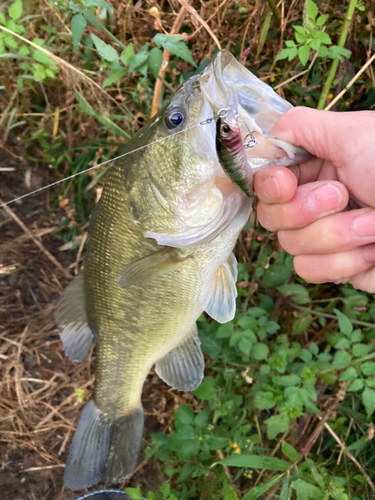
[220,123,231,137]
[165,107,186,130]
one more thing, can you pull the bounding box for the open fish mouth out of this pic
[200,51,311,170]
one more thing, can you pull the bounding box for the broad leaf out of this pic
[148,47,163,78]
[71,13,87,52]
[362,387,375,416]
[91,33,118,62]
[8,0,22,21]
[103,68,125,87]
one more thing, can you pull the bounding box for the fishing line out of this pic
[0,121,205,209]
[0,108,255,210]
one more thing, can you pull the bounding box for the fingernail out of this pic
[307,184,342,213]
[263,176,281,200]
[363,244,375,262]
[353,212,375,237]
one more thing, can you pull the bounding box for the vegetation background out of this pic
[0,0,374,499]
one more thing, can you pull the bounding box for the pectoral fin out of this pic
[117,248,190,288]
[155,325,204,392]
[204,253,238,324]
[54,273,94,362]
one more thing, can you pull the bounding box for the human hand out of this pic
[254,107,375,293]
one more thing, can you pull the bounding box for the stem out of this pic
[317,0,357,109]
[287,301,375,329]
[266,0,280,23]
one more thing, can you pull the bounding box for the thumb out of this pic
[270,107,366,165]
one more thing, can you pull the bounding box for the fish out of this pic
[54,50,310,491]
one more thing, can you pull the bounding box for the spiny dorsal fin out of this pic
[155,324,204,392]
[204,253,238,324]
[117,248,191,288]
[54,273,94,362]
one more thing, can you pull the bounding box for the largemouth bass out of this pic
[55,51,309,490]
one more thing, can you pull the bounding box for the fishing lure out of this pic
[215,109,255,197]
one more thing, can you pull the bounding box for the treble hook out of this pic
[200,108,229,126]
[243,124,257,149]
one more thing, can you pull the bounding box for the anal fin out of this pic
[204,253,238,324]
[117,248,191,288]
[54,273,94,362]
[155,324,204,392]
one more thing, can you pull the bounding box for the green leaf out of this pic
[216,322,234,338]
[85,0,114,11]
[103,68,125,87]
[242,474,283,500]
[319,32,332,45]
[281,441,299,462]
[335,338,350,349]
[91,33,118,62]
[164,41,196,67]
[366,378,375,388]
[280,475,292,500]
[265,414,290,439]
[309,39,322,51]
[126,486,143,500]
[353,343,371,357]
[121,43,134,66]
[255,391,275,410]
[306,0,318,21]
[362,387,375,416]
[285,40,296,48]
[333,309,353,336]
[238,316,257,329]
[239,337,254,355]
[0,12,7,25]
[128,44,149,73]
[298,45,310,66]
[193,377,215,400]
[5,35,18,49]
[82,8,104,31]
[175,405,194,426]
[339,367,358,381]
[361,362,375,375]
[32,62,46,81]
[8,0,22,21]
[148,46,163,78]
[294,25,305,34]
[292,479,324,500]
[277,284,310,305]
[71,13,87,52]
[218,454,290,471]
[293,313,312,335]
[248,307,267,318]
[32,48,51,65]
[332,350,351,369]
[251,342,269,360]
[347,378,364,392]
[316,14,328,26]
[278,375,301,387]
[18,44,29,56]
[153,33,185,47]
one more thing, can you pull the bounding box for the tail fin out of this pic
[63,400,144,491]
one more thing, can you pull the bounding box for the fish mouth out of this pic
[200,51,311,169]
